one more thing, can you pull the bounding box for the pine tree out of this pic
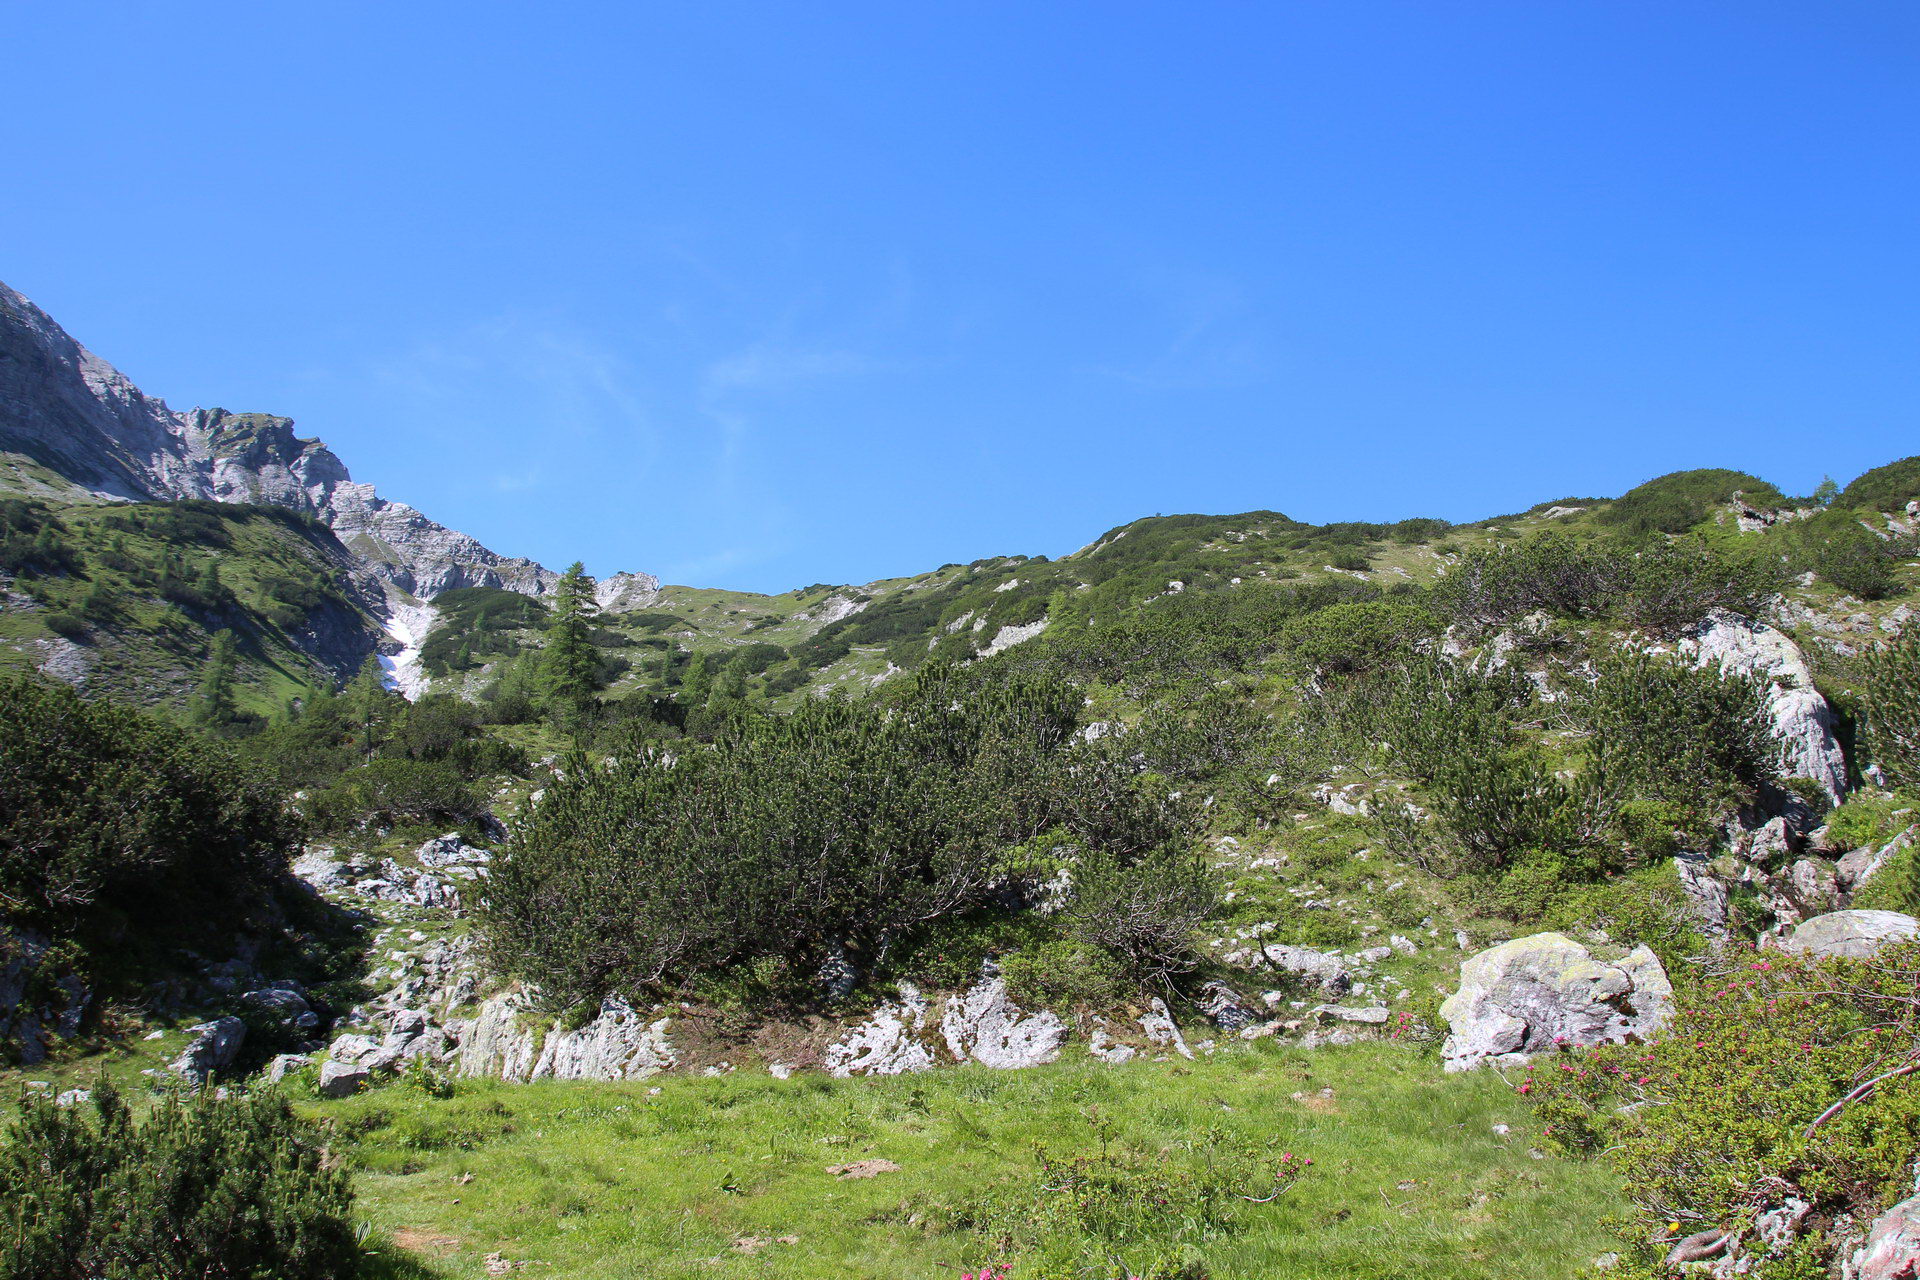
[192,631,239,727]
[540,562,604,723]
[347,654,393,760]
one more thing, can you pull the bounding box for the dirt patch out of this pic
[827,1158,901,1179]
[391,1227,462,1255]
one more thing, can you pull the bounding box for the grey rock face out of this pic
[1682,612,1848,802]
[939,978,1064,1069]
[170,1016,247,1084]
[1198,980,1259,1032]
[1781,910,1920,960]
[1439,934,1672,1071]
[823,985,936,1077]
[266,1053,313,1083]
[449,991,676,1082]
[1849,1190,1920,1280]
[0,926,89,1064]
[1675,856,1732,939]
[0,279,661,672]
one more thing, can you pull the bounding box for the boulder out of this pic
[1781,910,1920,960]
[239,985,320,1033]
[169,1016,247,1085]
[1682,613,1848,802]
[266,1053,313,1083]
[316,1060,369,1098]
[414,833,491,868]
[1139,997,1194,1060]
[1087,1026,1136,1064]
[1838,827,1914,897]
[450,992,674,1081]
[1849,1191,1920,1280]
[1197,980,1259,1032]
[823,985,936,1077]
[939,978,1064,1069]
[1261,943,1353,997]
[1439,934,1672,1072]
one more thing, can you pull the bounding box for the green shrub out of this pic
[0,675,297,957]
[483,664,1194,1002]
[1862,626,1920,788]
[1600,468,1786,535]
[1823,790,1918,853]
[309,758,486,831]
[1541,863,1707,968]
[0,1081,358,1279]
[1278,600,1439,678]
[1528,943,1920,1277]
[1575,647,1775,819]
[1836,454,1920,514]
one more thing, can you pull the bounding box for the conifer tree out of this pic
[347,654,393,760]
[540,562,604,723]
[192,631,239,726]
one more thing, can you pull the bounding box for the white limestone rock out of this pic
[1439,934,1672,1072]
[823,984,936,1077]
[1681,612,1848,801]
[1780,910,1920,960]
[939,978,1064,1069]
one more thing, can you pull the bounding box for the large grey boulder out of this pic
[939,978,1064,1069]
[239,985,320,1034]
[823,985,936,1077]
[1781,910,1920,960]
[1439,934,1672,1071]
[170,1016,247,1085]
[1848,1191,1920,1280]
[316,1060,369,1098]
[1682,613,1848,802]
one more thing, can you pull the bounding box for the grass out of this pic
[310,1041,1626,1280]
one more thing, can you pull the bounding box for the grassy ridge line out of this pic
[321,1042,1625,1280]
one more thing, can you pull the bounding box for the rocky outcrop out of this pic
[447,991,676,1082]
[1780,910,1920,960]
[824,985,937,1077]
[1682,612,1848,801]
[1848,1191,1920,1280]
[939,978,1065,1069]
[170,1016,247,1085]
[1439,934,1672,1071]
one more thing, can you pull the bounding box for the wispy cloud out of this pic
[1087,269,1272,391]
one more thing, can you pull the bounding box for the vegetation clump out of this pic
[0,1080,358,1280]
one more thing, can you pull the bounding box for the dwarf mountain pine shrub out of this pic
[0,1081,358,1280]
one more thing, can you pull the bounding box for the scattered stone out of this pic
[1666,1229,1732,1265]
[1780,910,1920,960]
[1197,980,1258,1032]
[55,1088,90,1107]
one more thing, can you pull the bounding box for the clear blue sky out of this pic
[3,3,1916,592]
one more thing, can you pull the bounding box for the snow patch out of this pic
[379,599,437,700]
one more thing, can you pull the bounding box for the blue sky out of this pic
[3,3,1916,592]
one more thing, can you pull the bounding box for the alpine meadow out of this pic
[6,6,1920,1278]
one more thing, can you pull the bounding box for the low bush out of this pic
[308,758,487,831]
[0,1081,358,1279]
[1528,943,1920,1278]
[484,664,1198,1003]
[1862,625,1920,789]
[0,675,297,958]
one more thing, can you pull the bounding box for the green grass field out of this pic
[317,1041,1627,1280]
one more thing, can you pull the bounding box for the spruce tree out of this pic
[540,562,604,723]
[191,631,239,727]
